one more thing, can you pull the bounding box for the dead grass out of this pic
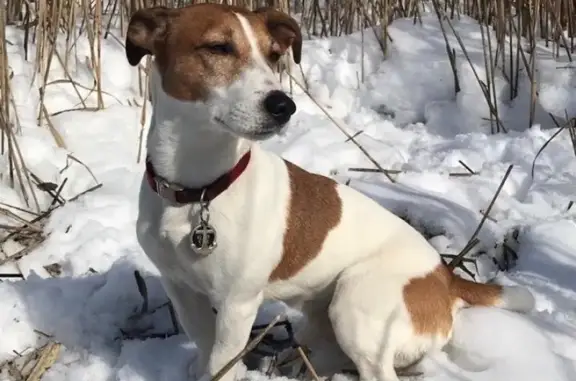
[0,0,573,297]
[0,341,62,381]
[0,0,573,192]
[0,0,575,377]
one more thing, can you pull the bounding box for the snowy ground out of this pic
[2,11,576,381]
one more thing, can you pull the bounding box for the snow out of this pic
[2,10,576,381]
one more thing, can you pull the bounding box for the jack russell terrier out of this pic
[127,3,535,381]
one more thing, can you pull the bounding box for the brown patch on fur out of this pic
[269,161,342,281]
[253,7,303,63]
[403,265,455,337]
[403,264,503,337]
[125,4,301,102]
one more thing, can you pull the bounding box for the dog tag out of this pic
[190,222,217,256]
[190,190,217,256]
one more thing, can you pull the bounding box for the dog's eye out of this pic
[204,43,235,55]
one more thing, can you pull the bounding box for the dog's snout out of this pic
[263,90,296,124]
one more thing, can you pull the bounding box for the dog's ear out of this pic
[253,7,302,64]
[125,6,173,66]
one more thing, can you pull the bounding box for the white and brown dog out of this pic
[127,3,535,381]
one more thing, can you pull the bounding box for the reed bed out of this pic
[1,0,574,197]
[0,0,574,273]
[0,2,574,378]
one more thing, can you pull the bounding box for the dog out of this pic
[127,4,536,381]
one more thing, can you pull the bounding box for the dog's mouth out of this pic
[214,117,285,141]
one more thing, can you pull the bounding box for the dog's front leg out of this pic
[207,292,263,381]
[160,277,216,380]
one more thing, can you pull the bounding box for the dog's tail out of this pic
[444,269,535,372]
[450,271,535,313]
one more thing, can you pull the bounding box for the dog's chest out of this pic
[154,204,238,293]
[138,192,285,303]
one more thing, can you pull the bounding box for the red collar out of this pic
[145,151,252,203]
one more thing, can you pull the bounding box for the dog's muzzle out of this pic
[263,90,296,126]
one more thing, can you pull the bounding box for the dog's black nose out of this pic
[263,90,296,124]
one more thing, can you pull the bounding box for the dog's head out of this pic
[125,3,302,140]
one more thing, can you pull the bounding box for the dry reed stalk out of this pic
[353,0,383,54]
[0,34,41,215]
[568,117,576,157]
[94,0,104,108]
[46,36,90,109]
[0,206,43,229]
[381,0,390,55]
[63,1,76,70]
[531,117,576,176]
[1,4,10,158]
[80,0,104,110]
[41,104,67,148]
[25,342,61,381]
[431,0,461,95]
[279,0,294,95]
[481,19,503,133]
[508,10,562,130]
[64,0,576,59]
[36,0,62,128]
[528,0,539,129]
[360,7,365,84]
[448,165,514,271]
[8,130,42,212]
[294,346,320,381]
[0,201,41,217]
[286,71,396,183]
[2,0,574,218]
[32,0,46,80]
[440,9,507,134]
[136,56,152,163]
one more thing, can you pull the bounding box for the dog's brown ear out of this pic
[126,6,173,66]
[253,7,302,64]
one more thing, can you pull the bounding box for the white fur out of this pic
[212,14,287,141]
[135,10,534,381]
[496,286,536,312]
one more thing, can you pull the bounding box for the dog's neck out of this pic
[145,67,252,189]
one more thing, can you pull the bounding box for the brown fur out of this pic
[125,3,302,102]
[269,161,342,281]
[403,265,455,337]
[403,264,503,337]
[451,273,503,307]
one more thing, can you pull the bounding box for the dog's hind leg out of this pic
[295,295,354,377]
[328,273,403,381]
[329,257,435,381]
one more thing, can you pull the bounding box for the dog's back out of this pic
[128,4,535,381]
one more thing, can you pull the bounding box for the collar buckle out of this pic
[155,177,183,203]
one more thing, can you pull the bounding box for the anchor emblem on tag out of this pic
[190,189,217,256]
[190,222,217,255]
